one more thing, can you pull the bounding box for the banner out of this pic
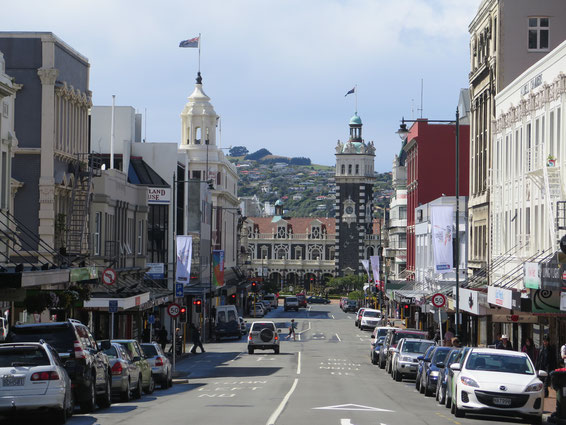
[361,260,370,280]
[524,262,541,289]
[431,206,454,273]
[213,250,225,287]
[487,286,513,309]
[175,236,193,284]
[370,255,380,290]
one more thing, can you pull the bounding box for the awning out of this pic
[83,292,150,311]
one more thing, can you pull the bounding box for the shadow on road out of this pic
[199,366,283,378]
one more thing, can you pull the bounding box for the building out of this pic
[467,0,566,280]
[334,113,377,276]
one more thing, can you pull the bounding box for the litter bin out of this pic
[550,369,566,421]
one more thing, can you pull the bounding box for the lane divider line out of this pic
[266,378,299,425]
[297,351,301,375]
[336,333,341,342]
[297,321,311,334]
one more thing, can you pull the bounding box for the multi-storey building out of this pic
[467,0,566,279]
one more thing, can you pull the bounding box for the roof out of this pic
[247,216,335,234]
[350,112,362,125]
[128,157,169,187]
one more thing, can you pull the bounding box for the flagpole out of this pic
[355,84,358,114]
[198,33,201,73]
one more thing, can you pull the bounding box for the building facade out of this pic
[334,113,376,276]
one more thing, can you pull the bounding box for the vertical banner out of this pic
[213,250,225,287]
[361,260,370,281]
[175,235,193,284]
[431,206,454,274]
[370,255,381,289]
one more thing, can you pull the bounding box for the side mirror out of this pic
[450,363,462,371]
[436,362,445,369]
[538,370,548,378]
[99,340,111,350]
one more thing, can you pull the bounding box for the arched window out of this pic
[348,164,352,175]
[311,248,321,260]
[261,246,269,259]
[355,164,359,174]
[341,164,345,175]
[276,248,286,259]
[195,127,201,144]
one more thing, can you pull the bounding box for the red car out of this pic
[296,293,307,308]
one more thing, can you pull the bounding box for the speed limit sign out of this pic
[167,303,181,318]
[432,293,446,308]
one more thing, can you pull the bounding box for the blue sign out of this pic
[109,300,118,313]
[148,314,155,325]
[175,283,184,297]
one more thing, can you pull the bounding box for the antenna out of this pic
[418,78,424,118]
[144,107,147,143]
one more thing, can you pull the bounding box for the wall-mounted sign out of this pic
[487,286,512,310]
[147,188,171,205]
[524,262,541,289]
[532,289,562,313]
[146,263,165,279]
[459,288,487,315]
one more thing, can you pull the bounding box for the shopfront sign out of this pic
[532,289,562,313]
[147,188,171,205]
[487,286,513,309]
[212,250,225,287]
[146,263,165,279]
[523,262,541,289]
[492,314,538,324]
[70,266,98,282]
[459,288,487,315]
[540,259,561,290]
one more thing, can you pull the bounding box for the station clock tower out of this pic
[334,113,376,276]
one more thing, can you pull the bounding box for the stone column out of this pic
[37,66,59,253]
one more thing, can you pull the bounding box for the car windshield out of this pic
[377,328,390,337]
[376,336,385,344]
[7,325,75,354]
[431,348,450,363]
[363,311,380,318]
[252,322,275,331]
[402,341,435,353]
[0,346,50,367]
[287,298,297,302]
[141,345,158,357]
[103,346,118,359]
[465,352,534,375]
[393,332,426,345]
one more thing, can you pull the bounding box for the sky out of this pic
[4,0,479,171]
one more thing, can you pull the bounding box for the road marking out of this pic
[266,378,299,425]
[297,321,311,334]
[340,420,353,425]
[335,333,341,341]
[297,351,301,375]
[313,403,393,412]
[331,314,335,319]
[298,333,301,341]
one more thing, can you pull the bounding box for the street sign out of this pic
[102,268,117,286]
[109,300,118,313]
[175,283,184,297]
[167,303,181,318]
[147,314,155,325]
[431,293,446,308]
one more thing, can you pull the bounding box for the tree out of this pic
[245,148,272,161]
[229,146,248,157]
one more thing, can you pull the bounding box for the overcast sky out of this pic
[5,0,479,171]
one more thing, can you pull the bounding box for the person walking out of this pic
[158,327,168,350]
[536,335,557,397]
[190,323,205,354]
[496,334,514,350]
[522,337,537,363]
[286,319,296,340]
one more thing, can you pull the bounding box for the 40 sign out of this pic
[167,303,181,318]
[432,293,446,308]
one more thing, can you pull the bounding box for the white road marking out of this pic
[340,420,353,425]
[297,321,311,334]
[266,378,299,425]
[335,333,341,342]
[313,403,394,412]
[297,351,301,375]
[331,314,335,319]
[298,333,301,341]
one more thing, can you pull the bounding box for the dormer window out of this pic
[311,226,321,239]
[277,226,287,238]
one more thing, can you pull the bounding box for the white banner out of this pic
[370,255,380,289]
[175,235,193,284]
[361,260,370,279]
[431,206,454,274]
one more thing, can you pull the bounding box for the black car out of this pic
[7,319,112,413]
[343,300,358,312]
[415,345,435,392]
[307,296,330,304]
[419,346,451,396]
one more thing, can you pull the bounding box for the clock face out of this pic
[345,206,354,215]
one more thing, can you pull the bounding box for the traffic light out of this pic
[193,299,202,313]
[251,281,258,292]
[179,306,187,323]
[229,294,237,304]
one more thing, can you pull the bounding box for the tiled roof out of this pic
[247,216,335,235]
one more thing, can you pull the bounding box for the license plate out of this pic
[493,397,511,406]
[2,375,24,387]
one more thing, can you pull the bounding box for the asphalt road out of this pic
[60,303,541,425]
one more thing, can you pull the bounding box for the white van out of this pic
[215,305,240,341]
[263,294,278,309]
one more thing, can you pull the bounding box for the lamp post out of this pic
[395,110,461,338]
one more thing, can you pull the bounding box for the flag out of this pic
[370,255,381,289]
[431,206,454,274]
[345,87,355,97]
[179,36,199,48]
[176,235,193,284]
[361,260,370,279]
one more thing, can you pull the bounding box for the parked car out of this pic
[384,329,428,373]
[284,296,299,312]
[239,317,247,336]
[0,341,74,423]
[141,342,172,389]
[6,319,112,413]
[354,308,365,327]
[250,303,265,317]
[263,294,278,309]
[248,321,280,354]
[419,346,451,396]
[415,345,436,392]
[445,346,471,409]
[296,294,307,308]
[339,297,348,310]
[215,305,241,340]
[370,336,386,365]
[359,308,381,330]
[449,348,545,423]
[99,341,142,401]
[343,300,358,312]
[390,338,436,382]
[259,299,272,312]
[112,339,155,394]
[307,296,330,304]
[436,348,461,405]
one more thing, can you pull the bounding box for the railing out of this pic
[247,233,334,240]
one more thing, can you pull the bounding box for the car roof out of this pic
[402,338,435,343]
[469,347,527,357]
[363,309,381,313]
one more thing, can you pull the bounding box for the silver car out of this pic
[100,341,142,401]
[390,338,436,382]
[0,342,74,423]
[141,342,172,389]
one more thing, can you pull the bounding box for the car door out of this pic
[133,341,150,386]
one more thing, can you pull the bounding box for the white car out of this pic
[248,321,280,354]
[0,342,74,423]
[250,303,265,317]
[450,348,546,424]
[141,342,172,389]
[359,308,382,330]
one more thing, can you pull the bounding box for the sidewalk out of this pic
[544,387,559,423]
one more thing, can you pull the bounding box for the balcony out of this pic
[247,233,334,241]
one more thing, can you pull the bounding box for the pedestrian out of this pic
[168,328,182,354]
[190,323,205,354]
[142,327,150,343]
[451,337,462,348]
[561,341,566,365]
[522,337,537,363]
[286,319,296,340]
[444,326,455,343]
[536,335,557,398]
[492,333,502,348]
[496,334,514,350]
[158,327,168,350]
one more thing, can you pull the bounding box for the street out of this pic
[59,303,528,425]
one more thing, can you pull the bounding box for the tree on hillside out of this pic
[245,148,272,161]
[229,146,249,157]
[290,157,311,165]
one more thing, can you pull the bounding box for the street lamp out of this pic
[395,111,461,338]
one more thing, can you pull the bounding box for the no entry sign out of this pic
[102,268,117,285]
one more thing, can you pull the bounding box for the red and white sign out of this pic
[102,268,117,286]
[431,293,446,308]
[167,303,181,318]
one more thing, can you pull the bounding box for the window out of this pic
[94,212,101,256]
[295,247,303,259]
[1,152,6,210]
[192,170,201,180]
[348,164,352,175]
[355,164,359,175]
[341,164,345,175]
[399,206,407,220]
[137,220,143,255]
[528,17,549,51]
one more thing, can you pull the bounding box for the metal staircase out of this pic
[542,165,563,246]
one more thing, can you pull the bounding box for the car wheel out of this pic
[371,353,377,365]
[168,369,173,388]
[97,375,112,409]
[144,374,155,394]
[419,379,425,394]
[133,376,143,399]
[415,376,421,391]
[395,369,402,382]
[528,415,542,425]
[274,347,279,354]
[80,379,96,413]
[379,358,385,369]
[424,380,432,397]
[248,347,254,354]
[121,379,131,402]
[453,401,465,418]
[445,395,451,409]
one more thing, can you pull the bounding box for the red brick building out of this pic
[404,119,470,276]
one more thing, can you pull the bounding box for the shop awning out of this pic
[83,292,150,311]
